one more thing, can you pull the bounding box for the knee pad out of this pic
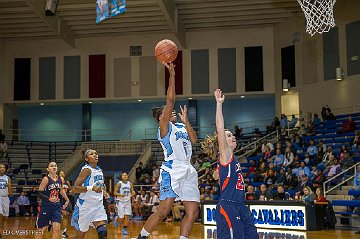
[96,224,107,239]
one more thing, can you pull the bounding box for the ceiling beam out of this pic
[155,0,186,48]
[24,0,75,48]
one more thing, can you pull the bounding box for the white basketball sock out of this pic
[179,236,188,239]
[140,228,150,237]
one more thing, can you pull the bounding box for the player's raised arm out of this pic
[178,105,198,144]
[214,89,232,165]
[159,62,176,138]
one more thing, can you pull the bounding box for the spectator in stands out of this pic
[279,128,288,143]
[280,114,288,128]
[263,145,273,162]
[338,115,357,134]
[132,190,142,220]
[351,130,360,149]
[27,186,38,216]
[285,167,298,190]
[249,160,256,174]
[171,199,185,222]
[312,114,321,127]
[339,144,350,162]
[272,149,285,168]
[354,164,360,190]
[298,124,308,136]
[322,147,334,166]
[321,107,327,121]
[264,169,277,189]
[272,185,291,200]
[326,159,342,185]
[318,140,327,153]
[0,134,7,159]
[199,188,206,203]
[245,185,257,201]
[152,164,160,181]
[313,168,326,188]
[276,168,287,186]
[304,152,311,166]
[314,187,326,202]
[302,186,315,204]
[258,184,272,201]
[135,162,144,183]
[341,151,354,172]
[283,147,294,168]
[306,139,318,157]
[310,166,318,180]
[266,117,280,133]
[296,175,313,195]
[234,125,243,140]
[17,191,30,216]
[145,190,159,217]
[314,146,325,165]
[297,161,311,178]
[254,162,267,182]
[9,195,19,216]
[261,140,274,153]
[288,114,298,128]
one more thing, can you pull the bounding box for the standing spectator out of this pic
[314,187,326,202]
[338,115,357,134]
[27,186,38,216]
[272,185,291,200]
[17,191,30,216]
[0,134,7,159]
[280,114,288,128]
[266,117,280,133]
[234,125,243,140]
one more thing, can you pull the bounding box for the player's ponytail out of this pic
[201,133,219,160]
[152,106,165,122]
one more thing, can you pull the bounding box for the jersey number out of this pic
[50,189,59,199]
[236,173,245,190]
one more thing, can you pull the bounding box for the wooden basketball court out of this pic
[1,217,359,239]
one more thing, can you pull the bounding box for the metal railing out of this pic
[197,130,279,179]
[323,162,360,197]
[128,142,152,184]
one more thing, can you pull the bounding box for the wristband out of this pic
[86,186,93,191]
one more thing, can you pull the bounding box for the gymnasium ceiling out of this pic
[0,0,303,48]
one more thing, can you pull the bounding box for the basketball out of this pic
[154,39,178,63]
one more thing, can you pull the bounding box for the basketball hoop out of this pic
[297,0,336,36]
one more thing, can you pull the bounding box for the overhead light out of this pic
[137,99,142,102]
[240,95,245,99]
[336,67,343,81]
[89,101,93,104]
[283,79,289,92]
[40,103,45,106]
[188,97,193,100]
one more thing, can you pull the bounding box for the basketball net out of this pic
[297,0,336,36]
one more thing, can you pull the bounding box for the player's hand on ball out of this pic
[214,89,225,104]
[162,62,175,76]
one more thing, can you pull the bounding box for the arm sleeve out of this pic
[38,191,49,200]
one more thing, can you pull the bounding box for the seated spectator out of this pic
[27,186,39,216]
[297,162,311,179]
[326,159,342,185]
[258,184,272,201]
[145,190,159,216]
[249,160,256,174]
[338,144,350,162]
[204,188,213,201]
[283,147,294,168]
[275,168,287,186]
[272,185,291,200]
[322,106,336,121]
[0,134,7,159]
[318,140,327,153]
[292,161,300,175]
[132,191,142,220]
[314,146,325,165]
[9,195,20,216]
[17,191,30,216]
[171,199,185,222]
[272,149,285,168]
[351,130,360,149]
[288,114,298,128]
[152,164,160,181]
[341,152,354,171]
[310,166,317,180]
[298,124,308,136]
[263,145,273,161]
[261,141,274,153]
[135,162,144,183]
[266,117,280,133]
[280,114,288,128]
[285,167,298,190]
[254,162,267,182]
[354,164,360,190]
[234,125,243,140]
[322,147,334,166]
[313,168,326,188]
[314,187,326,202]
[245,185,257,200]
[200,187,207,203]
[304,152,311,166]
[338,115,357,134]
[306,139,318,157]
[296,175,313,195]
[312,114,321,127]
[302,186,315,204]
[264,169,277,189]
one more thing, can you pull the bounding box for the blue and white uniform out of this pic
[71,164,107,232]
[216,155,258,239]
[158,122,199,202]
[115,181,132,218]
[0,175,10,216]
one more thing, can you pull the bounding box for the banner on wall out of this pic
[110,0,126,17]
[96,0,109,23]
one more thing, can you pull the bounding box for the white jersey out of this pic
[158,122,192,168]
[116,181,132,203]
[78,164,104,203]
[0,175,9,197]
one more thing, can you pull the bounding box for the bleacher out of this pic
[4,141,80,193]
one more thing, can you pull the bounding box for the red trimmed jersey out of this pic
[218,155,245,203]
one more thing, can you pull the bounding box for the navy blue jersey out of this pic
[42,175,62,205]
[218,155,245,203]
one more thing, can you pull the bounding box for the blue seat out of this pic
[348,190,360,196]
[332,200,360,207]
[250,182,263,188]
